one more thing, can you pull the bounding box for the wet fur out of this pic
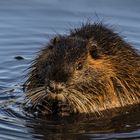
[24,23,140,117]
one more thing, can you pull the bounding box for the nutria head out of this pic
[24,23,140,117]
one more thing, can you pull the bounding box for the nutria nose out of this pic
[46,80,64,93]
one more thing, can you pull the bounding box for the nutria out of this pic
[24,23,140,117]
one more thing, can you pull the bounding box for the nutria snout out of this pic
[24,23,140,117]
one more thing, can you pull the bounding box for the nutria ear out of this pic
[51,37,60,45]
[87,39,100,59]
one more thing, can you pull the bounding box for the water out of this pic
[0,0,140,139]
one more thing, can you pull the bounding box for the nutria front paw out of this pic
[57,101,71,117]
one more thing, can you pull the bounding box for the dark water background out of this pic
[0,0,140,139]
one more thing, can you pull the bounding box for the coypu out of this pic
[24,23,140,117]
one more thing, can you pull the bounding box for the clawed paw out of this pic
[57,102,71,117]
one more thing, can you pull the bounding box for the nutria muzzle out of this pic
[25,85,72,116]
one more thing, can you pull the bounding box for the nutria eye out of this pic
[76,62,83,70]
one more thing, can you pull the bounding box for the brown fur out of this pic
[24,23,140,117]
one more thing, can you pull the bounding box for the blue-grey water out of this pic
[0,0,140,139]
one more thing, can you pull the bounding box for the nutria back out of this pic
[24,23,140,117]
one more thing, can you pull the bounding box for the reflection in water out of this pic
[0,0,140,139]
[27,108,140,140]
